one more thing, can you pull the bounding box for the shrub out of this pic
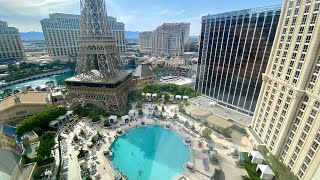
[77,148,87,159]
[16,107,67,135]
[202,128,212,140]
[142,83,200,98]
[37,157,55,166]
[92,116,100,122]
[104,120,110,127]
[73,135,79,142]
[231,124,247,135]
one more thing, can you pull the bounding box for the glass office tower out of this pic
[195,5,282,115]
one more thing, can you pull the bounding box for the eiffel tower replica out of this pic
[65,0,134,114]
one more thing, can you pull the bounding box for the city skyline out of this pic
[0,0,283,35]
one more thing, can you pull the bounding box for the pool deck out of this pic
[61,103,250,180]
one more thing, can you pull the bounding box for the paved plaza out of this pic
[189,96,252,126]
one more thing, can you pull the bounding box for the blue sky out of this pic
[0,0,283,35]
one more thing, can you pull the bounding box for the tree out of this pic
[37,131,55,160]
[160,112,164,119]
[210,155,219,165]
[173,113,178,119]
[191,124,196,131]
[104,120,110,127]
[92,116,100,122]
[154,106,158,111]
[202,128,212,140]
[231,148,239,157]
[163,93,170,102]
[79,129,85,136]
[162,106,165,112]
[138,109,143,116]
[91,138,97,144]
[73,135,79,142]
[212,169,225,180]
[184,121,189,127]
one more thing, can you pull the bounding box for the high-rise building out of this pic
[41,13,126,61]
[139,23,190,56]
[107,16,126,53]
[139,31,153,53]
[0,20,25,62]
[65,0,134,114]
[194,5,282,115]
[251,0,320,179]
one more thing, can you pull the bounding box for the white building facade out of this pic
[41,13,126,61]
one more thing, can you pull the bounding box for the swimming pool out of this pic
[110,125,190,180]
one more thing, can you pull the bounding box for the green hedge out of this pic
[242,152,261,180]
[16,107,67,135]
[142,83,199,98]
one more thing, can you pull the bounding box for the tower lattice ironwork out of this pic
[75,0,127,81]
[65,0,134,114]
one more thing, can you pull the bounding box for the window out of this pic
[305,35,312,43]
[296,35,302,43]
[304,5,310,14]
[308,26,314,34]
[311,14,317,24]
[302,45,309,53]
[299,26,304,34]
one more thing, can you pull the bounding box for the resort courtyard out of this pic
[58,103,253,180]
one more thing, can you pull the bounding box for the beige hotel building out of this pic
[251,0,320,179]
[41,13,126,61]
[0,20,25,61]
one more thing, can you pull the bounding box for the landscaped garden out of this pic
[16,106,67,136]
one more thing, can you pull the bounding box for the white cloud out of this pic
[176,10,185,15]
[0,0,79,31]
[158,9,169,15]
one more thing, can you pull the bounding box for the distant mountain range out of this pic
[20,31,198,41]
[20,32,44,41]
[125,31,139,39]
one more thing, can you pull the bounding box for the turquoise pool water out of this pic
[110,125,190,180]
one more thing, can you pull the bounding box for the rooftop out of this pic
[1,124,22,142]
[14,163,37,180]
[23,142,40,158]
[0,91,49,111]
[65,69,132,85]
[202,4,282,20]
[135,64,153,78]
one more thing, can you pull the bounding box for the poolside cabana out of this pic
[108,115,117,124]
[128,110,136,119]
[145,93,152,99]
[117,128,123,134]
[185,137,191,144]
[256,164,275,180]
[183,95,189,101]
[175,95,182,100]
[248,150,265,164]
[152,93,157,99]
[121,115,130,123]
[186,161,194,170]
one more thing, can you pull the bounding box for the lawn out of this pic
[242,152,261,180]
